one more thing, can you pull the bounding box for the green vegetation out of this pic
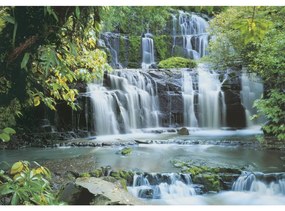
[158,57,197,69]
[0,161,63,205]
[120,147,132,156]
[153,35,172,61]
[208,6,285,140]
[0,6,110,134]
[100,7,171,35]
[0,127,16,142]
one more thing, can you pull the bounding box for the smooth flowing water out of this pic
[172,11,209,59]
[141,33,155,69]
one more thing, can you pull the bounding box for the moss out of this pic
[153,35,172,61]
[118,36,129,67]
[192,173,222,192]
[158,57,197,69]
[80,172,91,177]
[120,147,132,156]
[90,169,103,178]
[119,178,127,191]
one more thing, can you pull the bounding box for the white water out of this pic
[197,64,226,128]
[142,33,155,69]
[182,70,198,127]
[128,171,285,205]
[172,11,209,59]
[128,173,196,201]
[88,70,160,135]
[240,72,264,127]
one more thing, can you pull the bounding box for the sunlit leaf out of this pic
[33,96,41,107]
[10,161,24,175]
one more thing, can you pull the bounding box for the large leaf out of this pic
[75,6,80,19]
[21,53,30,70]
[11,192,19,205]
[10,161,24,175]
[3,127,16,135]
[0,133,10,142]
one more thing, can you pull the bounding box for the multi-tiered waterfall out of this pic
[172,11,209,59]
[87,70,160,135]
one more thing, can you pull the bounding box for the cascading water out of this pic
[101,32,123,69]
[141,33,155,69]
[182,70,198,127]
[128,173,196,201]
[240,72,264,128]
[197,64,226,128]
[87,70,160,135]
[172,11,209,59]
[233,171,285,195]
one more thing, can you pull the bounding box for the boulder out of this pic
[178,127,190,135]
[75,177,144,205]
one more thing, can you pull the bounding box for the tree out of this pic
[0,6,110,130]
[208,6,285,140]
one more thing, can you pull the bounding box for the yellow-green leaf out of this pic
[10,161,24,175]
[34,96,41,107]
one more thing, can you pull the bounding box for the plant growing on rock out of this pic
[158,57,197,69]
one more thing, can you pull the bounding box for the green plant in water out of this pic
[0,161,63,205]
[158,57,197,69]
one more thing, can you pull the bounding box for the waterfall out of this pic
[128,173,196,200]
[240,72,264,128]
[101,32,123,69]
[182,70,198,127]
[172,11,209,59]
[142,33,155,69]
[197,64,226,128]
[87,70,160,135]
[233,171,285,195]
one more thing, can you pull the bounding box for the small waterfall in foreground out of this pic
[128,173,196,200]
[87,70,160,135]
[182,70,198,127]
[240,72,264,128]
[141,33,155,69]
[197,64,226,128]
[172,11,209,59]
[233,171,285,195]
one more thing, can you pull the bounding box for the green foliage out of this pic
[153,35,172,61]
[128,36,141,68]
[101,7,171,35]
[208,6,285,140]
[120,147,132,156]
[0,98,22,129]
[158,57,197,69]
[254,90,285,140]
[0,127,16,142]
[0,161,63,205]
[0,6,110,126]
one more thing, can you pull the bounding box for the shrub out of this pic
[158,57,197,69]
[0,161,63,205]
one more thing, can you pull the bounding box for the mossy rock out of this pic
[120,147,132,156]
[80,172,91,178]
[90,169,103,178]
[158,57,197,69]
[192,173,222,192]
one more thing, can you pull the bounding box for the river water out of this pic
[1,129,285,205]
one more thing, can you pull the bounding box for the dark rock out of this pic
[178,127,190,135]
